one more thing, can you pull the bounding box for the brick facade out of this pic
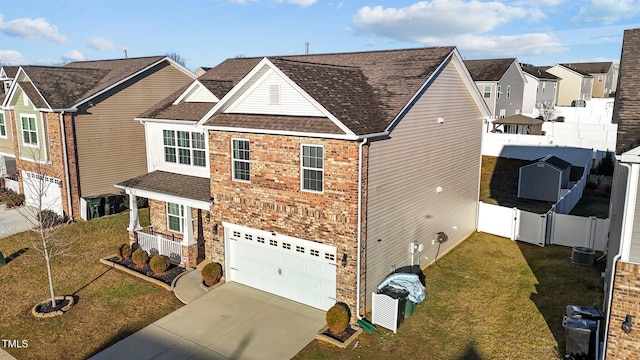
[607,261,640,358]
[207,131,362,317]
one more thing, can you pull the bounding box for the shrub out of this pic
[326,303,350,335]
[0,189,25,208]
[37,209,65,228]
[201,262,223,286]
[555,116,565,122]
[132,248,149,267]
[150,254,170,275]
[116,243,132,260]
[597,151,615,176]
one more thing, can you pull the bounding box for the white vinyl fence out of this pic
[547,213,609,251]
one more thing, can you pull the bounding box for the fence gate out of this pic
[547,213,609,251]
[515,210,546,246]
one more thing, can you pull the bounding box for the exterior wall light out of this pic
[623,314,634,334]
[341,253,348,267]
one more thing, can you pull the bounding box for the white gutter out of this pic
[356,137,368,320]
[601,253,620,359]
[60,112,74,220]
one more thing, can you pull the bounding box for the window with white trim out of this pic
[506,85,511,99]
[21,115,38,146]
[0,113,6,138]
[167,202,184,233]
[542,82,546,93]
[301,144,323,192]
[163,130,206,167]
[232,138,250,181]
[483,85,491,99]
[598,75,604,83]
[497,85,501,99]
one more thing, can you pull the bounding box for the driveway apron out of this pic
[90,282,326,360]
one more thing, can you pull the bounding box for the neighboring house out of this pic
[118,47,491,319]
[567,62,617,98]
[545,64,594,106]
[0,66,19,177]
[520,64,560,114]
[605,27,640,358]
[465,58,527,119]
[0,56,194,219]
[517,155,571,202]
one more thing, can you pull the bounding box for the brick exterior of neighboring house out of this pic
[606,261,640,358]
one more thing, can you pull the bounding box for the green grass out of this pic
[0,209,183,360]
[294,232,604,360]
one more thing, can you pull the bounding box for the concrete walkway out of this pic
[0,204,37,239]
[90,282,325,360]
[173,260,211,304]
[0,349,16,360]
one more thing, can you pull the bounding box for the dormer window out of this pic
[3,80,10,94]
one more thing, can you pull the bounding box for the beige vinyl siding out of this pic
[546,66,585,106]
[365,60,483,304]
[227,69,324,117]
[13,90,47,162]
[0,110,14,156]
[75,64,192,197]
[630,175,640,263]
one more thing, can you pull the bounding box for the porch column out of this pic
[127,190,141,245]
[181,206,197,268]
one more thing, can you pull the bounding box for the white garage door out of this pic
[22,171,63,216]
[225,223,337,311]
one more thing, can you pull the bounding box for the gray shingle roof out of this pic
[116,170,211,203]
[538,155,571,170]
[209,113,344,134]
[464,58,515,81]
[558,64,594,77]
[564,62,613,74]
[1,66,19,78]
[615,28,640,153]
[521,64,561,80]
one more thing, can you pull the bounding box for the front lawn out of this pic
[294,232,604,359]
[0,209,183,360]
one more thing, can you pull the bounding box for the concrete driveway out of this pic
[90,282,325,360]
[0,205,36,239]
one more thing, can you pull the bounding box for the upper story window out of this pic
[483,86,491,99]
[301,144,323,193]
[0,113,6,138]
[598,75,604,83]
[542,82,546,93]
[497,85,501,99]
[506,86,511,99]
[167,202,184,233]
[232,138,250,182]
[21,115,38,147]
[3,81,10,94]
[163,130,206,167]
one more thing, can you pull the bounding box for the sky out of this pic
[1,0,639,71]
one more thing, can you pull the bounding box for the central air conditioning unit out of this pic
[571,247,595,267]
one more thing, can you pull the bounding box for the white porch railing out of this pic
[3,176,20,193]
[135,229,182,264]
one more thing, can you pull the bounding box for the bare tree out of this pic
[535,101,559,122]
[165,52,187,67]
[6,150,71,309]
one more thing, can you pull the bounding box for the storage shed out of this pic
[518,155,572,202]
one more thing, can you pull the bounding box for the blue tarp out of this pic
[377,273,426,303]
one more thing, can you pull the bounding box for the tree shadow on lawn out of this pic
[517,242,605,356]
[3,247,29,264]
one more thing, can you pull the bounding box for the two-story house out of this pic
[603,28,640,358]
[1,57,194,219]
[520,64,560,115]
[545,64,594,106]
[464,58,527,119]
[566,62,617,98]
[0,66,19,178]
[118,47,490,319]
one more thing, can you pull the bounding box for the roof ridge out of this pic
[270,57,361,70]
[67,55,164,64]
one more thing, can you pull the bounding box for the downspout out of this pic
[356,137,368,320]
[602,162,633,358]
[60,112,73,220]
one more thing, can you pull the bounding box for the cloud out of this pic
[573,0,640,25]
[62,50,85,62]
[88,36,117,50]
[456,33,567,58]
[0,14,67,43]
[275,0,317,6]
[353,1,542,42]
[0,50,25,65]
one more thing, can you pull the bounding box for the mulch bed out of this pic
[321,326,358,343]
[106,256,186,286]
[36,298,71,314]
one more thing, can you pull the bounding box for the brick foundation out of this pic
[606,261,640,358]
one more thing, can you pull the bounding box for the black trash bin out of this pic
[378,286,409,328]
[563,316,598,360]
[566,305,604,321]
[0,251,5,267]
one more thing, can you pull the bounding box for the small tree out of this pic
[165,52,186,67]
[535,101,559,122]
